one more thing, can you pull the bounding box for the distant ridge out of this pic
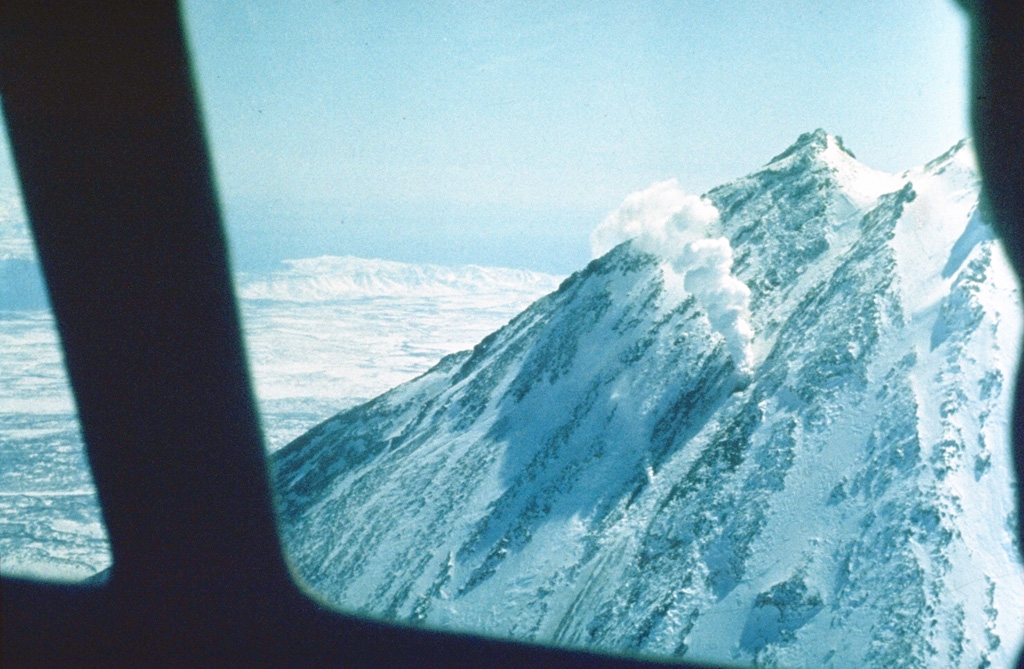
[236,255,564,302]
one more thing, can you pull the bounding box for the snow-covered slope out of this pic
[273,131,1023,667]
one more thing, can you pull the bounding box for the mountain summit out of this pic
[766,127,856,165]
[272,133,1022,667]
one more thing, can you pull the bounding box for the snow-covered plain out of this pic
[274,132,1024,667]
[0,250,562,579]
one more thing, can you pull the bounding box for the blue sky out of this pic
[2,1,970,274]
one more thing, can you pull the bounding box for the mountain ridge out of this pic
[237,255,564,302]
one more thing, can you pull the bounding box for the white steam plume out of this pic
[590,179,718,259]
[591,179,753,373]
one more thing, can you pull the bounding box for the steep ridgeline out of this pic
[272,131,1023,668]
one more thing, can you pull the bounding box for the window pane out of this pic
[181,2,1023,667]
[0,116,112,581]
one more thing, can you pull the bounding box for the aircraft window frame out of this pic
[1,1,1020,667]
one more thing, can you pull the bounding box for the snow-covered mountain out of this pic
[274,130,1022,667]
